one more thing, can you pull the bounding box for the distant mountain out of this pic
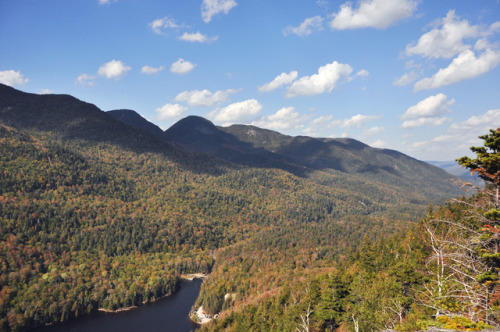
[0,83,462,204]
[0,84,169,152]
[108,109,166,141]
[0,84,231,175]
[163,116,309,174]
[426,160,479,183]
[163,116,462,202]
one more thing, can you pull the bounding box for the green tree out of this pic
[457,128,500,207]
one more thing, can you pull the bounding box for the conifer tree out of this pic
[457,128,500,207]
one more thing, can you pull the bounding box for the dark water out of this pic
[34,279,202,332]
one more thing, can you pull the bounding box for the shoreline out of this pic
[181,273,208,280]
[190,306,213,325]
[97,276,206,314]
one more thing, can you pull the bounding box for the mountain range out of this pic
[107,107,463,204]
[0,83,469,331]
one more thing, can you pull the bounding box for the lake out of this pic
[33,278,202,332]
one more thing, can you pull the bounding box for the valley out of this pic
[1,84,497,331]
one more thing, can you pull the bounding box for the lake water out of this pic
[33,278,202,332]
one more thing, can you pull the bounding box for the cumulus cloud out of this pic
[403,11,500,90]
[150,17,182,34]
[284,16,324,37]
[38,89,53,95]
[407,108,500,159]
[393,71,419,86]
[401,93,453,128]
[179,32,218,43]
[251,107,307,131]
[213,99,262,123]
[331,114,381,128]
[75,74,95,86]
[402,93,453,120]
[202,0,237,23]
[0,70,29,87]
[97,60,131,80]
[330,0,418,30]
[141,65,165,75]
[155,103,187,120]
[406,11,479,59]
[414,49,500,91]
[450,108,500,131]
[286,61,352,97]
[170,58,197,74]
[258,71,298,93]
[174,89,239,107]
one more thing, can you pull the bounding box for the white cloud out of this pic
[76,73,95,86]
[214,99,262,123]
[141,65,165,75]
[371,139,386,148]
[402,93,454,120]
[401,94,454,128]
[155,103,187,120]
[408,108,500,159]
[202,0,237,23]
[38,89,53,95]
[489,22,500,34]
[401,117,451,128]
[406,11,479,59]
[414,49,500,91]
[332,114,381,128]
[364,126,385,136]
[330,0,418,30]
[284,16,324,37]
[286,61,352,97]
[98,0,116,4]
[258,71,298,93]
[393,71,419,86]
[251,107,307,131]
[355,69,370,77]
[174,89,239,107]
[0,70,29,87]
[150,17,181,34]
[302,115,334,136]
[97,60,131,80]
[170,58,197,74]
[179,32,218,43]
[450,108,500,131]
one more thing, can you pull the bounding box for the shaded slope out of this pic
[164,116,309,175]
[221,124,462,202]
[0,84,166,151]
[107,109,166,141]
[0,84,228,175]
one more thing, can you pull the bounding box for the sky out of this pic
[1,0,500,161]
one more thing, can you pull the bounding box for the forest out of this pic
[199,129,500,331]
[0,83,498,331]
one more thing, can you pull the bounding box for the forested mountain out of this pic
[1,84,490,332]
[107,109,166,141]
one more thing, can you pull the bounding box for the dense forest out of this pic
[199,129,500,331]
[0,84,497,331]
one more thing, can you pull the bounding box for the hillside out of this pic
[0,84,467,331]
[107,109,166,141]
[163,116,461,204]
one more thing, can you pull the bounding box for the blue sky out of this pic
[1,0,499,161]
